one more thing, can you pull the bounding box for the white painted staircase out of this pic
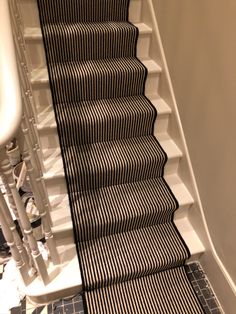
[18,0,205,304]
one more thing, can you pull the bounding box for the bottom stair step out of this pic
[85,266,204,314]
[79,222,189,290]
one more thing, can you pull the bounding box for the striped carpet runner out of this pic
[37,0,204,313]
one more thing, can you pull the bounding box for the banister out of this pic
[0,0,22,147]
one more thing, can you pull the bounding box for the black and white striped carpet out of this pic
[37,0,204,313]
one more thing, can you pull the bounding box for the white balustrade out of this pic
[0,0,64,289]
[17,129,60,265]
[0,188,34,285]
[0,148,50,285]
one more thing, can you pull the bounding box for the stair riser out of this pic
[20,0,142,29]
[38,115,169,150]
[52,226,74,241]
[31,72,160,108]
[25,32,151,72]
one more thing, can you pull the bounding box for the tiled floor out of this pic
[185,263,223,314]
[0,261,223,314]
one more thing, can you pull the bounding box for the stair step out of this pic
[79,222,189,289]
[53,96,156,145]
[50,194,73,239]
[37,96,169,147]
[20,0,142,28]
[84,266,205,313]
[72,177,178,241]
[31,59,162,110]
[30,58,161,101]
[165,174,194,220]
[24,22,152,41]
[175,217,205,262]
[54,135,171,191]
[24,23,152,70]
[37,96,171,149]
[42,135,182,189]
[48,174,194,239]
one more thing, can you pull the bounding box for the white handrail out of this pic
[0,0,22,147]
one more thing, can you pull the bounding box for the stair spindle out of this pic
[17,130,60,265]
[0,148,50,285]
[0,188,33,286]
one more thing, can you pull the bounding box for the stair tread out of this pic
[42,21,139,62]
[55,95,156,144]
[72,177,178,241]
[24,22,152,40]
[43,135,182,179]
[85,266,204,313]
[30,57,161,85]
[37,96,171,130]
[50,174,194,215]
[79,222,189,289]
[37,0,138,24]
[65,135,167,190]
[48,175,194,235]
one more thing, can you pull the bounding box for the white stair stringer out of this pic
[17,0,206,304]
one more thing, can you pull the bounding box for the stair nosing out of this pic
[24,22,152,41]
[37,96,171,131]
[30,57,162,86]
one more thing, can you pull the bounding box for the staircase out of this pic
[17,0,205,304]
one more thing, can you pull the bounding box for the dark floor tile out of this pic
[74,302,84,312]
[207,298,218,310]
[185,264,191,273]
[198,279,208,289]
[202,288,213,299]
[193,284,202,295]
[198,295,206,306]
[64,303,74,314]
[190,263,200,272]
[193,270,205,280]
[191,280,199,287]
[187,272,195,281]
[203,306,211,314]
[54,307,63,314]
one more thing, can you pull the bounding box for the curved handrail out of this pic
[0,0,22,147]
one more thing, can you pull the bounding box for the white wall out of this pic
[155,0,236,294]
